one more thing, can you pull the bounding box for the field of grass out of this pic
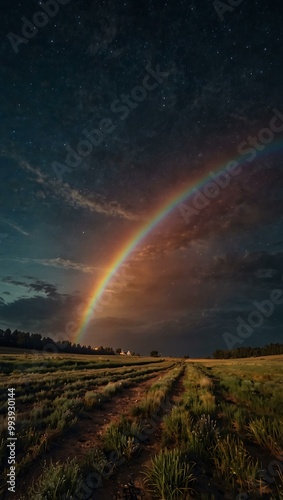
[0,353,283,499]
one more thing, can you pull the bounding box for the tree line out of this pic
[0,328,115,355]
[213,342,283,359]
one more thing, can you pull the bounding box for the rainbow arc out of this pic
[76,140,283,343]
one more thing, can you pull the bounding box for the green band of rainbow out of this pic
[76,139,283,343]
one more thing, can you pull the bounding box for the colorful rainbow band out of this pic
[76,138,283,343]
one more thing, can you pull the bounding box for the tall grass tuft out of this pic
[103,418,141,460]
[185,414,219,461]
[81,447,112,478]
[145,448,195,499]
[213,434,260,493]
[275,465,283,499]
[28,459,82,499]
[247,416,283,459]
[162,406,193,447]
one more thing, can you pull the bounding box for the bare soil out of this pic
[12,372,167,499]
[94,371,186,500]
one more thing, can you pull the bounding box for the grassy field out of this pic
[0,353,282,499]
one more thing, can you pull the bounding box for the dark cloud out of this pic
[208,252,283,285]
[0,292,81,336]
[2,277,59,298]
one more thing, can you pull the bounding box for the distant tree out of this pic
[150,350,159,357]
[0,325,172,358]
[16,331,29,347]
[3,329,12,346]
[30,333,42,350]
[212,343,283,359]
[116,348,122,354]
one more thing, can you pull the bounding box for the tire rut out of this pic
[14,371,168,499]
[95,370,187,500]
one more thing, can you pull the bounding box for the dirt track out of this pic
[94,371,186,500]
[14,372,168,499]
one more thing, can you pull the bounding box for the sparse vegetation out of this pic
[27,459,82,499]
[213,434,260,493]
[1,353,283,499]
[103,419,141,460]
[247,416,283,459]
[145,448,195,499]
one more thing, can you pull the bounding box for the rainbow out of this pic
[76,139,283,343]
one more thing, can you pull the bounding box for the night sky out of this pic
[0,0,283,357]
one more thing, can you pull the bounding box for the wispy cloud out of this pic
[0,217,29,236]
[2,256,102,274]
[54,182,140,220]
[32,257,101,274]
[1,151,141,221]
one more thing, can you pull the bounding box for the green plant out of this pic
[84,391,104,409]
[28,459,82,499]
[17,427,41,453]
[131,366,184,417]
[247,416,283,459]
[179,414,219,461]
[103,419,141,460]
[194,414,219,446]
[232,407,248,434]
[213,434,260,493]
[275,465,283,499]
[162,406,193,447]
[145,448,195,499]
[103,381,123,396]
[81,447,112,477]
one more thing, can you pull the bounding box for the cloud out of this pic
[0,290,83,336]
[23,257,101,274]
[54,182,140,220]
[0,296,59,322]
[129,164,283,262]
[1,152,141,221]
[209,251,283,285]
[2,277,59,298]
[0,217,29,236]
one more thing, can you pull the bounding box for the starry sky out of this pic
[0,0,283,357]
